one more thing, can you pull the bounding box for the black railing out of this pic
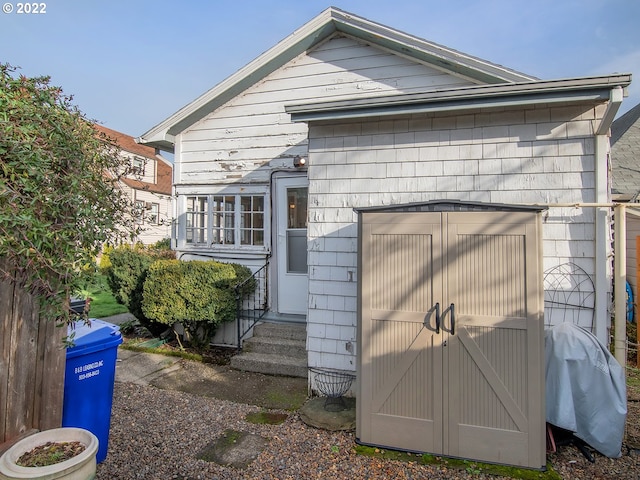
[235,260,269,351]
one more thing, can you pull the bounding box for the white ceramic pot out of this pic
[0,428,98,480]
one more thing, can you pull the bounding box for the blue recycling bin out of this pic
[62,318,123,463]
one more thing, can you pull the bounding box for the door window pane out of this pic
[287,230,307,273]
[287,187,308,229]
[286,187,308,273]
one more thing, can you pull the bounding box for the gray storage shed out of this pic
[356,200,546,469]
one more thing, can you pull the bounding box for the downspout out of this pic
[171,134,182,251]
[593,134,610,345]
[594,86,623,357]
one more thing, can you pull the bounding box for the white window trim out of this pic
[134,199,145,223]
[179,189,270,252]
[131,156,146,176]
[147,202,160,225]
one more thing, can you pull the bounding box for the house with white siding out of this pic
[138,7,631,467]
[96,125,173,245]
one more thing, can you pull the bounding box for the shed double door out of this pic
[357,210,545,468]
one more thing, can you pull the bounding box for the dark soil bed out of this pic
[17,441,85,467]
[121,326,237,366]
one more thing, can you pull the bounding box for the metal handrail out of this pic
[234,260,269,351]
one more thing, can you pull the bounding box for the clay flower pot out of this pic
[0,427,98,480]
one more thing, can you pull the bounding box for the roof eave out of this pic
[138,7,536,151]
[135,135,175,153]
[137,9,339,151]
[286,74,633,122]
[330,9,536,84]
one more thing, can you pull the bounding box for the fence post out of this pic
[614,203,627,367]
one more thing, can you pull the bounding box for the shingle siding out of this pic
[306,104,605,372]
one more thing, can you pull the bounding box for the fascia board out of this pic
[286,74,632,122]
[330,9,537,84]
[139,7,540,151]
[137,8,338,150]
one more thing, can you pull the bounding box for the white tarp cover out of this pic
[545,322,627,458]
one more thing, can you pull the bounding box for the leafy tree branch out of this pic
[0,63,137,321]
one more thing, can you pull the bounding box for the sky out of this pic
[1,0,639,141]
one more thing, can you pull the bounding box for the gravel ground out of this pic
[96,382,640,480]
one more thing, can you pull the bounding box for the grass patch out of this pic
[354,446,561,479]
[78,274,128,318]
[121,340,204,362]
[245,411,288,425]
[265,388,307,411]
[627,366,640,393]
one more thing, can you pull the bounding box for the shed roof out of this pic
[138,6,537,152]
[611,103,640,201]
[354,199,547,214]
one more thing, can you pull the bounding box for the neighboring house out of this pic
[95,125,173,245]
[611,103,640,318]
[139,8,630,467]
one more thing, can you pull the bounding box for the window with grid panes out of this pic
[186,196,208,244]
[212,196,235,245]
[185,194,265,248]
[240,196,264,246]
[134,200,145,223]
[131,156,145,175]
[148,203,159,225]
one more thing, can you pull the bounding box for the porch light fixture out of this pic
[293,155,307,168]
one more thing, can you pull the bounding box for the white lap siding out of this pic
[175,34,475,187]
[306,103,609,373]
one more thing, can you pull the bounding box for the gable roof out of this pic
[612,102,640,145]
[611,103,640,201]
[138,6,538,152]
[95,124,161,161]
[95,124,173,196]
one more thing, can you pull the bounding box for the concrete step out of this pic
[252,322,306,341]
[243,335,306,358]
[231,321,308,377]
[230,352,308,378]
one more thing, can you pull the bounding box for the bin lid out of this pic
[66,318,123,359]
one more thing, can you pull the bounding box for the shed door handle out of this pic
[435,302,440,334]
[450,303,455,335]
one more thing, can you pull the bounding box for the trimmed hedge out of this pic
[142,259,254,346]
[103,243,175,335]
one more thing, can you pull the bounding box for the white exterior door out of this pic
[275,176,309,316]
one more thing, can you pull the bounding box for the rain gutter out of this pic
[286,75,631,122]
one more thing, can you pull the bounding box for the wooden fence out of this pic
[0,270,66,444]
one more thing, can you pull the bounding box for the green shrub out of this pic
[99,245,114,272]
[141,259,251,346]
[230,263,257,296]
[103,244,175,335]
[151,238,171,250]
